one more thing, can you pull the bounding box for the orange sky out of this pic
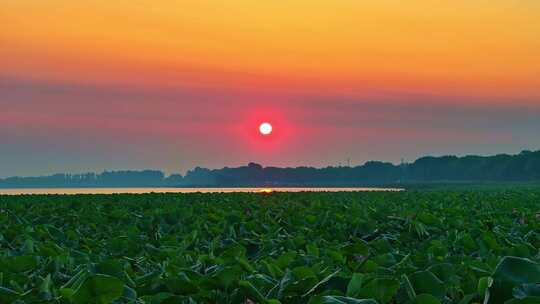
[1,1,540,176]
[2,0,540,99]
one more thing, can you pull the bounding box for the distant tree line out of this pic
[0,170,167,188]
[1,150,539,188]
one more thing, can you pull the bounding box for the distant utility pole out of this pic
[400,158,407,183]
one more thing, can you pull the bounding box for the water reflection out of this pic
[0,187,403,195]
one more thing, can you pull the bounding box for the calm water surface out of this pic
[0,187,403,195]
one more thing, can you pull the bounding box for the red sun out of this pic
[259,122,273,135]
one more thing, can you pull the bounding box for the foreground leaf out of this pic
[489,257,540,304]
[72,274,124,304]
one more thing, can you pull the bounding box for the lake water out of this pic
[0,187,403,195]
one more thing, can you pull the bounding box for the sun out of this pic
[259,122,273,135]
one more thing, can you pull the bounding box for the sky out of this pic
[1,0,540,177]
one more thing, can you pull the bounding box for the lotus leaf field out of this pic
[1,189,539,304]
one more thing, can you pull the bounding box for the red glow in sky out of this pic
[237,108,293,152]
